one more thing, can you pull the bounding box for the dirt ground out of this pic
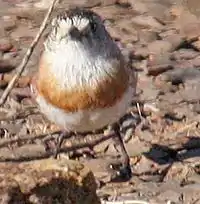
[1,0,200,203]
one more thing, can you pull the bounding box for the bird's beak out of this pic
[68,26,82,40]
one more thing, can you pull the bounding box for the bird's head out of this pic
[45,8,111,48]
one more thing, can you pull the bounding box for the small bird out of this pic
[31,8,136,179]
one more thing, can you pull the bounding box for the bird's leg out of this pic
[54,131,74,159]
[111,123,132,180]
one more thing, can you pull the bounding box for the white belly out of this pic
[36,85,134,132]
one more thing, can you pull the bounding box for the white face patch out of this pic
[53,16,90,40]
[71,16,90,32]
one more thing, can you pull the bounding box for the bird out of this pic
[31,7,136,179]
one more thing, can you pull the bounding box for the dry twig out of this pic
[0,131,116,162]
[0,131,61,149]
[0,0,58,106]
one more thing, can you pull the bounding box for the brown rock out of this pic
[164,162,195,183]
[138,30,158,44]
[128,1,148,14]
[180,21,200,41]
[101,0,117,6]
[160,32,184,50]
[147,64,173,76]
[0,158,100,204]
[10,27,38,41]
[192,40,200,51]
[0,38,13,53]
[2,15,17,31]
[131,15,164,29]
[184,0,200,17]
[147,40,173,55]
[171,49,199,60]
[133,47,149,59]
[147,53,174,76]
[192,56,200,67]
[0,60,16,74]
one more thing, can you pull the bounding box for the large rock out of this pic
[0,158,100,204]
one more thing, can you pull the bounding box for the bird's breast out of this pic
[36,52,130,113]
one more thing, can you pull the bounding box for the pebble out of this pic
[129,1,148,14]
[147,40,173,55]
[133,47,149,59]
[136,129,154,143]
[138,30,158,44]
[164,162,194,183]
[1,15,17,31]
[191,40,200,51]
[192,56,200,67]
[183,183,200,191]
[171,49,199,60]
[10,26,38,41]
[0,60,16,73]
[181,22,200,41]
[179,79,200,103]
[157,190,181,203]
[159,67,200,84]
[147,64,174,76]
[3,51,18,60]
[0,38,13,53]
[131,15,164,29]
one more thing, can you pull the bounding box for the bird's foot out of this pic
[109,161,132,182]
[109,123,132,181]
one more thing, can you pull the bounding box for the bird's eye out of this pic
[90,22,97,32]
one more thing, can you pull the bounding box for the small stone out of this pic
[131,15,164,29]
[164,162,194,183]
[181,22,200,41]
[0,38,13,53]
[133,47,149,59]
[2,15,17,31]
[157,190,181,203]
[129,1,148,14]
[171,49,199,60]
[159,67,200,84]
[11,27,38,41]
[34,0,59,9]
[147,40,173,55]
[3,51,18,60]
[101,0,117,6]
[183,183,200,191]
[136,130,154,142]
[138,30,158,44]
[139,78,160,101]
[192,56,200,67]
[192,40,200,51]
[0,60,16,73]
[147,64,174,76]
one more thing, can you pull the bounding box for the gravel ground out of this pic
[1,0,200,203]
